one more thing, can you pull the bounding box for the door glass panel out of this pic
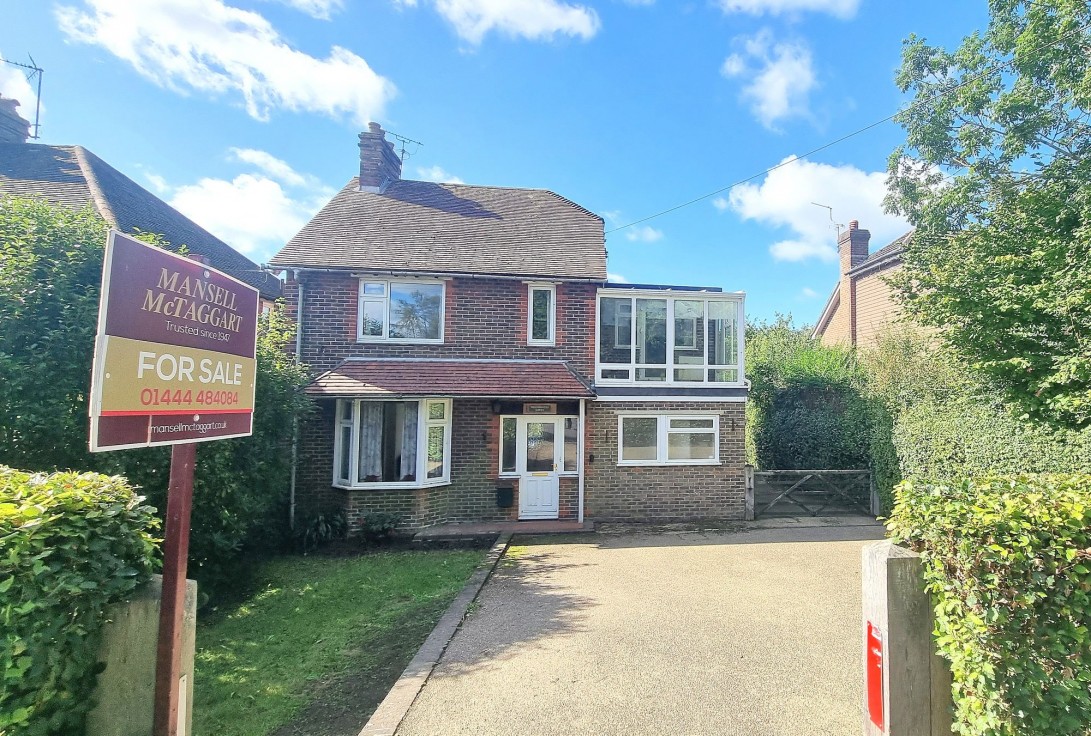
[563,418,578,472]
[501,417,517,473]
[428,401,445,420]
[621,417,658,461]
[525,421,556,472]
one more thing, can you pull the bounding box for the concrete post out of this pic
[87,575,198,736]
[744,465,755,521]
[861,542,952,736]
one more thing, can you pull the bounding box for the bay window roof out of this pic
[306,358,594,398]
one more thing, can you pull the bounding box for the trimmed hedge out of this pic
[888,475,1091,735]
[0,466,159,736]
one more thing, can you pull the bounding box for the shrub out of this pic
[888,475,1091,735]
[747,316,873,470]
[295,508,348,554]
[0,197,313,600]
[361,512,402,546]
[0,466,159,736]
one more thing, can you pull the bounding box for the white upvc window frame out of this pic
[526,283,557,346]
[332,398,453,490]
[357,277,446,344]
[616,413,720,466]
[595,288,746,388]
[498,414,580,478]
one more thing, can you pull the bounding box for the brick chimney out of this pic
[838,220,871,273]
[0,96,31,144]
[358,122,401,193]
[836,220,871,346]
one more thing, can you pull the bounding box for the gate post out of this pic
[861,541,952,735]
[744,464,755,520]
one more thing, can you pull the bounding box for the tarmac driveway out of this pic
[396,521,886,736]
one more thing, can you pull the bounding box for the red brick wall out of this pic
[584,401,747,522]
[283,272,597,378]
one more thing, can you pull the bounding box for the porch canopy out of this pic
[305,357,594,398]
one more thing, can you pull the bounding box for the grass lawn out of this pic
[192,549,485,736]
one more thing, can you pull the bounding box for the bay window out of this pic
[598,291,742,385]
[618,415,719,465]
[334,399,452,488]
[358,279,445,342]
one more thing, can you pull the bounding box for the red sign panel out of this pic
[867,620,885,731]
[89,230,260,451]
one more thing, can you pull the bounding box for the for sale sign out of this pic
[89,230,260,451]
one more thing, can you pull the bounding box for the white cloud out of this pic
[601,209,623,224]
[415,165,465,184]
[414,0,600,44]
[624,225,664,243]
[56,0,396,124]
[728,155,910,263]
[607,272,629,283]
[711,197,729,212]
[150,149,334,260]
[721,30,816,130]
[270,0,344,20]
[799,286,819,298]
[716,0,859,18]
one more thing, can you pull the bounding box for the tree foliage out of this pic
[0,196,313,597]
[885,0,1091,428]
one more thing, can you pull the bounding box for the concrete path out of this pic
[396,520,886,736]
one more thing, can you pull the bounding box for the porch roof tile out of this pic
[306,358,595,398]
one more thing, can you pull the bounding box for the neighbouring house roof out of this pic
[0,142,282,300]
[812,230,912,339]
[269,178,607,280]
[306,358,595,398]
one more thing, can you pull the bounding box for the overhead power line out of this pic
[605,16,1091,235]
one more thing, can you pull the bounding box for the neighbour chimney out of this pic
[0,96,31,144]
[358,122,401,193]
[839,219,871,273]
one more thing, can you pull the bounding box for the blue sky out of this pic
[1,0,988,324]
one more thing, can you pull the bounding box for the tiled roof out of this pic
[306,358,595,398]
[270,178,607,280]
[847,231,911,276]
[0,143,281,300]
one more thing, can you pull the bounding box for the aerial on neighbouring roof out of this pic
[0,142,282,300]
[306,358,595,398]
[270,178,607,280]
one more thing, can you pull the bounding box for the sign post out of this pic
[89,230,260,736]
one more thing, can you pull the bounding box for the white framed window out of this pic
[597,290,744,386]
[358,279,445,343]
[498,415,579,476]
[333,398,452,489]
[527,284,556,345]
[617,414,719,466]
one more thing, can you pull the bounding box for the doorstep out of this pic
[413,519,594,543]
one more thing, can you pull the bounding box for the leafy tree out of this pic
[0,196,313,597]
[885,0,1091,428]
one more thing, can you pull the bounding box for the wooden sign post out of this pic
[89,231,260,736]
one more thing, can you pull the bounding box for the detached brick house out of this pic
[812,220,911,348]
[270,124,748,531]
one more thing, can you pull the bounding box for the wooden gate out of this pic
[746,469,876,519]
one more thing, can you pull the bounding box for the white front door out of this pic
[518,419,561,519]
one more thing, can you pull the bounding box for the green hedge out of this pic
[0,466,159,736]
[888,475,1091,735]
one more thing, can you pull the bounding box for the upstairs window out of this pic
[527,284,556,345]
[358,279,445,343]
[598,292,742,385]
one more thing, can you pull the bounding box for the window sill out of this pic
[333,478,451,491]
[527,340,556,347]
[357,337,445,345]
[616,460,722,468]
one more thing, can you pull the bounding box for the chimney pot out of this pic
[368,122,382,133]
[849,220,859,230]
[0,96,32,144]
